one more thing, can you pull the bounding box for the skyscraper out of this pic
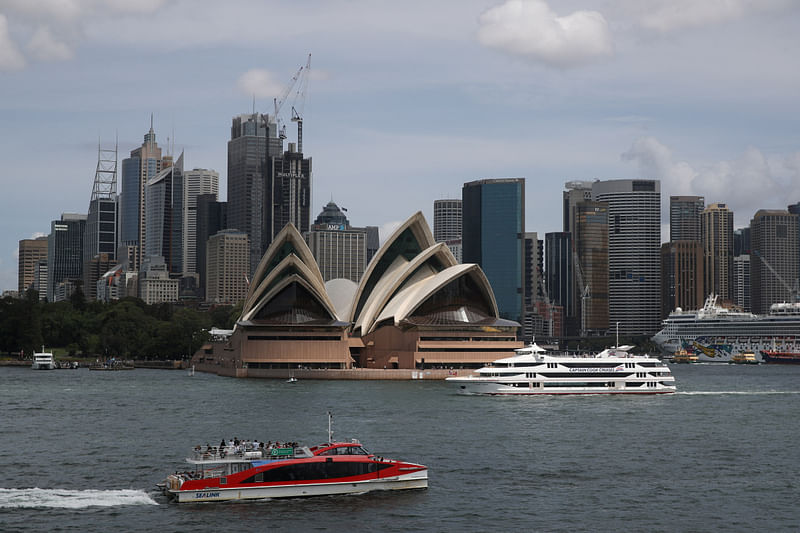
[670,196,704,242]
[227,113,282,275]
[750,209,799,314]
[264,142,311,254]
[182,168,219,276]
[120,121,170,270]
[83,142,118,301]
[545,232,572,336]
[306,202,368,283]
[434,199,462,262]
[592,179,661,336]
[562,181,593,234]
[196,194,227,300]
[18,237,48,294]
[462,178,525,323]
[660,241,704,318]
[47,213,87,301]
[206,230,250,305]
[574,201,609,334]
[702,203,733,301]
[733,254,751,311]
[145,152,183,274]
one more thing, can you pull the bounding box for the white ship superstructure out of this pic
[652,295,800,362]
[446,343,675,395]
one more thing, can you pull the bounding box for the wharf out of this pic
[193,364,473,380]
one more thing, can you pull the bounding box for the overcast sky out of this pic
[1,0,799,292]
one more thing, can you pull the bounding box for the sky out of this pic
[1,0,800,292]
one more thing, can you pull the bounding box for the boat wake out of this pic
[677,390,800,396]
[0,488,158,509]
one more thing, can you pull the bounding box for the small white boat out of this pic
[31,349,56,370]
[286,375,298,383]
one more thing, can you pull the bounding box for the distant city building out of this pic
[196,194,227,300]
[145,152,183,274]
[365,226,380,266]
[83,143,119,301]
[670,195,704,242]
[462,178,525,323]
[434,199,463,263]
[561,181,593,334]
[661,241,704,318]
[85,253,116,302]
[545,231,572,336]
[119,121,171,271]
[702,202,733,301]
[33,259,47,301]
[306,202,368,283]
[734,227,751,257]
[523,232,542,308]
[182,168,219,276]
[264,142,311,254]
[96,264,126,303]
[138,256,179,305]
[47,213,87,302]
[733,254,751,311]
[206,230,249,305]
[227,113,283,275]
[562,181,593,234]
[574,201,609,334]
[750,209,799,314]
[18,236,48,294]
[592,179,661,336]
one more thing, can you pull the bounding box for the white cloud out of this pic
[0,14,26,70]
[477,0,613,67]
[635,0,792,33]
[236,69,287,100]
[622,136,800,226]
[27,26,74,61]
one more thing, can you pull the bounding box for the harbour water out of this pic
[1,364,799,532]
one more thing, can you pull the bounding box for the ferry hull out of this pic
[168,472,428,503]
[452,381,675,396]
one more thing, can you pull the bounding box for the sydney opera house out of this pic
[192,212,522,378]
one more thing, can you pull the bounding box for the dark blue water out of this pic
[1,364,799,532]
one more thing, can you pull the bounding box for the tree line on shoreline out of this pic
[0,290,240,360]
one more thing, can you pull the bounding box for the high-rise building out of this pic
[523,232,542,308]
[306,202,368,283]
[462,178,525,323]
[434,199,462,262]
[592,179,661,336]
[119,120,171,271]
[702,202,733,301]
[562,181,593,234]
[18,237,48,295]
[83,142,119,301]
[33,259,47,301]
[574,201,609,334]
[227,113,282,275]
[196,194,227,300]
[545,231,572,335]
[182,168,219,276]
[206,230,250,305]
[670,196,704,242]
[47,213,87,302]
[750,209,799,314]
[264,142,311,254]
[734,227,751,257]
[661,241,704,318]
[733,254,751,311]
[138,256,179,305]
[145,152,183,274]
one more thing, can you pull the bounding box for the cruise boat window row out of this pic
[241,461,392,483]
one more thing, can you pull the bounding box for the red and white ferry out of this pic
[161,418,427,503]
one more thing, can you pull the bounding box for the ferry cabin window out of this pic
[319,446,370,456]
[241,461,392,483]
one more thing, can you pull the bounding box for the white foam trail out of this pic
[677,391,800,395]
[0,488,158,509]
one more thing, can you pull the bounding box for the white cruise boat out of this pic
[31,349,56,370]
[446,343,675,395]
[652,294,800,363]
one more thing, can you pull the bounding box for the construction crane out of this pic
[573,250,589,337]
[290,53,311,153]
[273,62,305,140]
[752,249,800,302]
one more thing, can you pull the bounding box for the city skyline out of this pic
[3,0,800,292]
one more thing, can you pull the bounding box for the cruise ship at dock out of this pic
[652,295,800,363]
